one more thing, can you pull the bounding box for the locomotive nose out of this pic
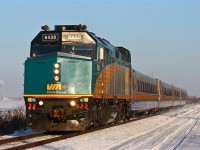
[58,57,92,95]
[24,55,93,96]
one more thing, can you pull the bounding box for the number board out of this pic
[42,34,59,42]
[66,34,83,40]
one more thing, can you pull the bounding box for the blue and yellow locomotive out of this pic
[24,24,132,131]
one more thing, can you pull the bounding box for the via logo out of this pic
[47,84,67,91]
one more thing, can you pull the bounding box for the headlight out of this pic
[54,63,60,68]
[70,101,76,107]
[54,75,60,82]
[39,100,44,106]
[53,63,61,82]
[54,69,59,74]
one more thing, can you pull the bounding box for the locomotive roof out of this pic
[54,24,131,57]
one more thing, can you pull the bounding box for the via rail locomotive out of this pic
[23,24,188,131]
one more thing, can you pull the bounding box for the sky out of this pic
[0,0,199,97]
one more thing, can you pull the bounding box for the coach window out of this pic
[163,88,165,95]
[167,89,169,96]
[166,89,169,96]
[150,84,152,94]
[170,90,172,96]
[141,81,143,93]
[138,81,140,92]
[149,83,151,93]
[145,83,147,93]
[147,83,149,93]
[155,86,158,94]
[141,82,143,93]
[144,83,147,93]
[146,83,148,93]
[137,81,139,92]
[137,80,140,92]
[140,81,143,92]
[142,82,144,93]
[167,89,169,95]
[115,51,119,59]
[140,82,143,93]
[152,85,154,94]
[148,83,150,93]
[164,88,167,95]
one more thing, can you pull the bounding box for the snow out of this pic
[0,128,41,140]
[28,104,200,150]
[0,130,58,150]
[1,102,199,149]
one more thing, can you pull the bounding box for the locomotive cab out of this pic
[24,25,97,131]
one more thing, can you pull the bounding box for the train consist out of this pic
[23,24,188,131]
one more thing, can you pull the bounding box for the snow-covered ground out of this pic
[1,102,199,150]
[0,128,41,140]
[27,104,200,150]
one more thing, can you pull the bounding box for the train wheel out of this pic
[91,99,116,127]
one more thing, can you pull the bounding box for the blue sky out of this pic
[0,0,199,97]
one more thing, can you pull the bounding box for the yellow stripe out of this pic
[161,96,174,101]
[23,94,93,99]
[117,95,131,99]
[134,93,159,100]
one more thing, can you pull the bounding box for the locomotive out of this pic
[23,24,188,131]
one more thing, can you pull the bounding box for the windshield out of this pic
[31,44,61,57]
[62,44,93,57]
[31,44,93,58]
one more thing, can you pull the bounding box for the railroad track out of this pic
[0,119,154,149]
[0,131,80,150]
[0,108,180,150]
[0,132,48,146]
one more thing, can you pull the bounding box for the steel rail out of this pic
[0,132,47,146]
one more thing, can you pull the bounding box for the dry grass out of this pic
[0,106,26,134]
